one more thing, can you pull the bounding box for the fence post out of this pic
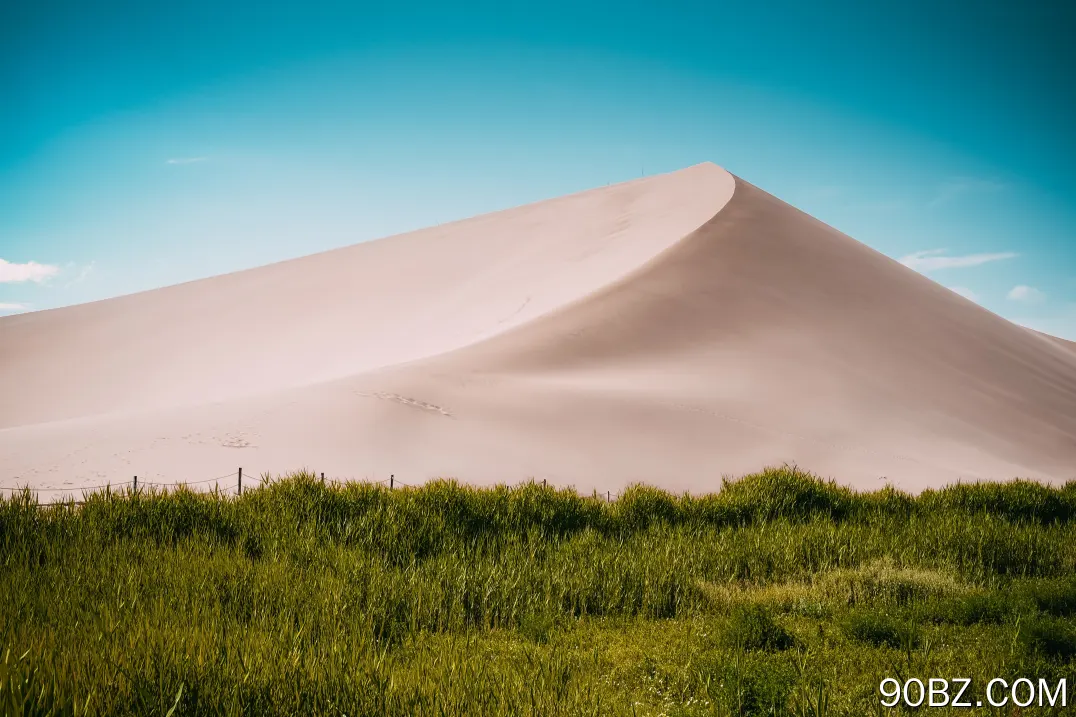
[607,490,610,502]
[543,479,547,488]
[321,472,325,486]
[390,474,394,489]
[133,475,137,494]
[238,467,242,496]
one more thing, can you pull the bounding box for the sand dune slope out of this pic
[0,163,731,429]
[2,163,1075,497]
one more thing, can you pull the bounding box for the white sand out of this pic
[3,163,1075,499]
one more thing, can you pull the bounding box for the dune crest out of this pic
[3,163,1075,497]
[0,163,733,429]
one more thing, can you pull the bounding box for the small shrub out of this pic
[518,612,559,644]
[1024,578,1076,617]
[695,652,796,716]
[718,466,854,524]
[929,592,1015,625]
[723,604,796,651]
[922,480,1076,524]
[241,532,264,561]
[1021,617,1076,660]
[842,611,919,649]
[616,485,681,531]
[821,560,962,607]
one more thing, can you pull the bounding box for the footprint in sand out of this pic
[355,391,453,417]
[219,432,256,448]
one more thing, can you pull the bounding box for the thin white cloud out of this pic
[63,261,96,288]
[929,177,1007,207]
[0,258,61,283]
[947,286,979,302]
[166,156,208,165]
[899,249,1018,272]
[1007,285,1046,303]
[0,302,29,312]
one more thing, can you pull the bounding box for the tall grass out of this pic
[2,466,1074,715]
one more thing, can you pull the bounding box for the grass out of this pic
[840,611,920,649]
[1,466,1075,715]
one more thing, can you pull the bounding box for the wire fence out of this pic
[0,469,253,506]
[0,469,629,506]
[0,470,243,494]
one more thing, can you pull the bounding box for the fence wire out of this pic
[1,469,627,503]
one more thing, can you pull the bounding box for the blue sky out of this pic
[3,1,1075,337]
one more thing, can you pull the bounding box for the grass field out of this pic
[2,467,1075,716]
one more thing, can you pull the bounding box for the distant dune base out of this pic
[2,163,1075,499]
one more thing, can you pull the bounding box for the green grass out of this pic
[1,466,1075,715]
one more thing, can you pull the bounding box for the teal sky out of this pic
[3,1,1075,337]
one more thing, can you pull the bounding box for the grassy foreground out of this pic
[2,468,1075,716]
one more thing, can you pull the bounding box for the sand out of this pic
[2,163,1075,499]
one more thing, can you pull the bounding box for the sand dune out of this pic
[2,163,1075,498]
